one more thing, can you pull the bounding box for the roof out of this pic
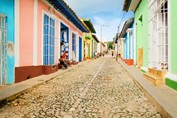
[122,0,141,12]
[92,34,99,43]
[122,0,132,12]
[81,18,96,33]
[120,18,134,38]
[47,0,89,32]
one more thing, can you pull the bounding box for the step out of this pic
[144,73,164,86]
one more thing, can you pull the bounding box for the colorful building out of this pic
[123,0,177,90]
[0,0,15,85]
[81,18,96,60]
[92,34,99,58]
[119,18,134,65]
[103,42,108,53]
[0,0,88,85]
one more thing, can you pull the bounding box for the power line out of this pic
[117,11,126,33]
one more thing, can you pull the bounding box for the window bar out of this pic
[157,4,159,69]
[48,20,50,65]
[163,0,166,69]
[4,16,7,85]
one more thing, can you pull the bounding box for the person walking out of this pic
[112,51,114,57]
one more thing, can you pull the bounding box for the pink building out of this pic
[15,0,88,83]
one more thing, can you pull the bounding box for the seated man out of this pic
[61,51,68,59]
[59,56,68,69]
[59,51,69,69]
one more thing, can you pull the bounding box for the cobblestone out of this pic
[0,57,161,118]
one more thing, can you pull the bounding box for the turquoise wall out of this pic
[125,22,134,59]
[0,0,15,84]
[171,0,177,75]
[134,0,148,67]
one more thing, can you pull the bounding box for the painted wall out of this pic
[18,0,83,66]
[171,0,177,75]
[92,37,98,58]
[82,32,93,58]
[0,0,15,84]
[134,0,148,67]
[82,33,86,59]
[19,0,34,66]
[125,34,128,59]
[87,35,93,58]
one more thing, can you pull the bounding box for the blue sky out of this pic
[64,0,134,42]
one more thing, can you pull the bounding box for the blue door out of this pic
[79,37,82,61]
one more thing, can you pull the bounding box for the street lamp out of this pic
[100,25,109,54]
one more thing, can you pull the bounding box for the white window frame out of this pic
[72,32,77,61]
[148,0,168,70]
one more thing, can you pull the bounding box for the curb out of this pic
[117,59,172,118]
[0,61,85,108]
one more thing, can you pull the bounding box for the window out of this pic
[94,42,97,51]
[60,23,69,59]
[139,15,143,26]
[148,0,168,70]
[72,33,76,61]
[43,14,55,65]
[84,41,86,57]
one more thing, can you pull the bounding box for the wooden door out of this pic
[138,48,143,67]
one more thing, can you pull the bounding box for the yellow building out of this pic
[81,18,96,60]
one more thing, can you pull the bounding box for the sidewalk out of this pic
[118,59,177,118]
[0,61,86,107]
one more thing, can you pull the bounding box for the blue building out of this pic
[119,18,134,66]
[0,0,15,85]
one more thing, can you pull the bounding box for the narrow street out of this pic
[0,56,161,118]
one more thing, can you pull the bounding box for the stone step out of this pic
[144,73,165,86]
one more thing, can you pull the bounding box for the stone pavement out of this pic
[0,61,86,107]
[0,57,161,118]
[118,59,177,118]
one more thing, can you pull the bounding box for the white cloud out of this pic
[64,0,122,16]
[64,0,134,42]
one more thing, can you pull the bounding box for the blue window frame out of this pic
[43,14,55,65]
[72,33,76,54]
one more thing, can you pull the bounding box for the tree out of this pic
[108,41,113,49]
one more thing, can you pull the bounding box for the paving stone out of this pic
[0,57,161,118]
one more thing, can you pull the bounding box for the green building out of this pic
[123,0,177,90]
[92,34,99,58]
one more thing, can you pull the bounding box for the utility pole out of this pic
[100,25,109,55]
[116,26,120,61]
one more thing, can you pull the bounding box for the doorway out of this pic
[60,23,69,59]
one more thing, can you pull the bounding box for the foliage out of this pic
[108,41,113,49]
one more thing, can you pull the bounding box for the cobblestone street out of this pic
[0,57,161,118]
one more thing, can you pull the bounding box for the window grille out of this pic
[94,42,97,51]
[72,33,76,61]
[43,14,55,65]
[0,14,7,85]
[148,0,168,70]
